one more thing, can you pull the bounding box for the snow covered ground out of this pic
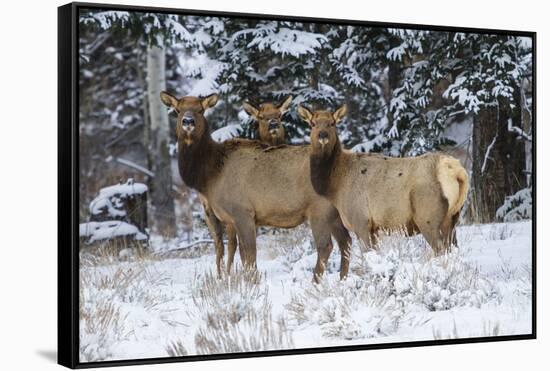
[79,221,532,362]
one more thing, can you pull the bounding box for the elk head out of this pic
[160,91,219,147]
[298,104,348,156]
[243,96,292,145]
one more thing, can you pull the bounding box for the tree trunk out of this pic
[385,60,401,131]
[520,79,533,187]
[471,98,526,223]
[146,44,176,238]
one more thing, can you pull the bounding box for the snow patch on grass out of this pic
[79,221,532,362]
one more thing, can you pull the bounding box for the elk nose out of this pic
[182,112,195,126]
[268,120,279,131]
[318,131,329,139]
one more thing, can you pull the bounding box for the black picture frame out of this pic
[58,2,537,368]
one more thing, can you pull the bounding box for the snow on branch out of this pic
[233,25,328,58]
[496,187,532,222]
[507,118,532,141]
[115,157,155,177]
[212,124,242,142]
[79,11,130,29]
[481,130,498,174]
[387,43,407,62]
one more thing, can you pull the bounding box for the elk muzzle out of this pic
[268,120,280,135]
[181,112,195,133]
[318,131,329,146]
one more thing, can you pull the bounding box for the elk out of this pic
[243,96,292,146]
[205,97,293,275]
[298,104,469,254]
[160,92,351,282]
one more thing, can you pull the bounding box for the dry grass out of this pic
[287,277,401,340]
[79,296,130,362]
[80,263,170,309]
[485,224,514,241]
[432,321,459,340]
[165,339,188,357]
[80,239,156,267]
[77,221,529,360]
[397,251,498,311]
[432,320,501,340]
[286,228,502,341]
[191,269,294,354]
[260,225,314,265]
[79,247,172,361]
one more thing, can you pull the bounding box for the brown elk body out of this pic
[160,92,351,282]
[298,105,469,254]
[243,96,292,146]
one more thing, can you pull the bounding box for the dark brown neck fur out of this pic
[178,126,224,193]
[309,140,342,197]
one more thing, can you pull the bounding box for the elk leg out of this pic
[450,212,460,247]
[416,222,446,256]
[311,219,334,283]
[203,204,225,277]
[232,213,257,271]
[412,192,449,256]
[330,219,351,280]
[439,213,460,254]
[356,222,375,253]
[226,224,238,274]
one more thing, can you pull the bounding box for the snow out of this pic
[77,14,533,362]
[80,220,532,362]
[80,11,130,29]
[496,188,532,222]
[211,124,242,142]
[234,24,328,58]
[443,115,472,144]
[89,179,148,216]
[387,43,407,62]
[443,76,482,114]
[351,137,383,153]
[80,221,148,243]
[180,53,224,97]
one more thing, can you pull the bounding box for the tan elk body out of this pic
[160,92,351,281]
[298,105,469,253]
[212,96,293,271]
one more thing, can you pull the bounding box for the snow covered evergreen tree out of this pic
[79,10,532,224]
[79,10,209,236]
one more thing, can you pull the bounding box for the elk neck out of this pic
[309,139,342,197]
[177,125,224,193]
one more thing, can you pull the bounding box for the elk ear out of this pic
[243,102,259,119]
[201,94,219,110]
[278,96,293,114]
[160,91,178,108]
[297,105,313,125]
[333,104,348,124]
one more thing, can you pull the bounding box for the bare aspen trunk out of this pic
[521,79,533,187]
[146,44,176,238]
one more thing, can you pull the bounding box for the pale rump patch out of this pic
[437,156,469,216]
